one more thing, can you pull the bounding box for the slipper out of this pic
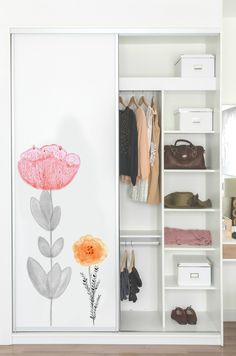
[164,192,212,209]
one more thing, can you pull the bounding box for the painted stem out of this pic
[88,266,95,325]
[50,190,53,327]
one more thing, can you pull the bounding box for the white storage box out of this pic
[174,255,212,286]
[175,55,215,77]
[175,108,213,132]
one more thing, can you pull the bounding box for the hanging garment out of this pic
[120,267,130,301]
[119,107,138,186]
[120,249,130,301]
[128,249,143,303]
[129,105,153,202]
[136,106,150,179]
[147,106,161,204]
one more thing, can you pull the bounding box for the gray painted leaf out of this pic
[53,267,72,299]
[27,257,49,299]
[51,237,64,257]
[30,197,50,231]
[40,191,53,223]
[47,263,62,298]
[50,206,61,231]
[38,236,51,258]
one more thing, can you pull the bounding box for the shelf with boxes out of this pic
[165,255,214,290]
[161,43,220,335]
[165,275,216,290]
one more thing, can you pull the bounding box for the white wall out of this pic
[1,0,221,29]
[223,0,236,104]
[222,0,236,321]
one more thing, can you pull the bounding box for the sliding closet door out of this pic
[12,33,118,331]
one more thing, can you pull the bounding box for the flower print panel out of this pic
[73,235,107,266]
[18,144,80,190]
[12,33,118,331]
[73,235,108,325]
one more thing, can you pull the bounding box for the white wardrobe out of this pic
[9,29,223,345]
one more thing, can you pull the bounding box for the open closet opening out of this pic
[118,34,221,334]
[119,90,162,332]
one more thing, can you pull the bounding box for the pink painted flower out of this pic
[18,144,80,190]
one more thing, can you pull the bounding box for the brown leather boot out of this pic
[171,307,187,325]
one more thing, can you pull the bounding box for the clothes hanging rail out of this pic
[120,241,160,246]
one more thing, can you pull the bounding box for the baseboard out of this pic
[224,309,236,321]
[11,332,222,345]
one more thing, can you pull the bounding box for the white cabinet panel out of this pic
[12,33,118,331]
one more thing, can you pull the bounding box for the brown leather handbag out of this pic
[164,139,206,169]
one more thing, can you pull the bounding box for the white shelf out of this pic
[164,130,215,134]
[164,208,217,212]
[119,77,216,91]
[223,259,236,262]
[120,230,162,239]
[165,312,219,332]
[223,239,236,245]
[164,169,217,173]
[165,276,216,290]
[165,245,216,251]
[120,311,162,332]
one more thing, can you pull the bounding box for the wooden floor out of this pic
[0,323,235,355]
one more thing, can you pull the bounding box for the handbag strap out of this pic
[174,139,193,147]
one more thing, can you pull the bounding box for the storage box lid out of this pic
[174,255,212,267]
[175,54,215,65]
[174,108,213,114]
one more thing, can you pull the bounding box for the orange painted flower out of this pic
[73,235,107,266]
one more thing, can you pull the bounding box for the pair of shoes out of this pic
[171,306,197,325]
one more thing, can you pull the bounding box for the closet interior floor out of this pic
[0,323,235,355]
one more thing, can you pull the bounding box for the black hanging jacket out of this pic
[119,107,138,186]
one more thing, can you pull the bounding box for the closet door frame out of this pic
[0,28,120,344]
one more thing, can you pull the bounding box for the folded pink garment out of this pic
[164,227,212,245]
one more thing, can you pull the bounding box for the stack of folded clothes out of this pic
[164,227,212,245]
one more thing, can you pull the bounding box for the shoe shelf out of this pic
[165,276,216,290]
[164,312,218,333]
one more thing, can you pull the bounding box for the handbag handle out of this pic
[174,139,193,147]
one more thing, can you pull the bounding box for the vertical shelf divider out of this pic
[161,90,166,329]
